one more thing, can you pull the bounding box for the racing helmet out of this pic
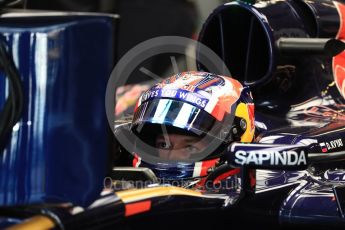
[130,71,255,181]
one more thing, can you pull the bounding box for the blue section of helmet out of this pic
[240,86,254,103]
[192,73,225,88]
[140,161,195,180]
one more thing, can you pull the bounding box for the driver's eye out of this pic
[156,141,170,149]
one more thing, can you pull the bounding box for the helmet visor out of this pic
[132,99,234,141]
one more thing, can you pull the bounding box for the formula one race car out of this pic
[1,0,345,230]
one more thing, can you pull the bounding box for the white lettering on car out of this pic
[322,139,343,151]
[234,150,307,166]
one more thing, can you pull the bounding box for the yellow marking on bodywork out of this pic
[6,215,55,230]
[116,186,203,203]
